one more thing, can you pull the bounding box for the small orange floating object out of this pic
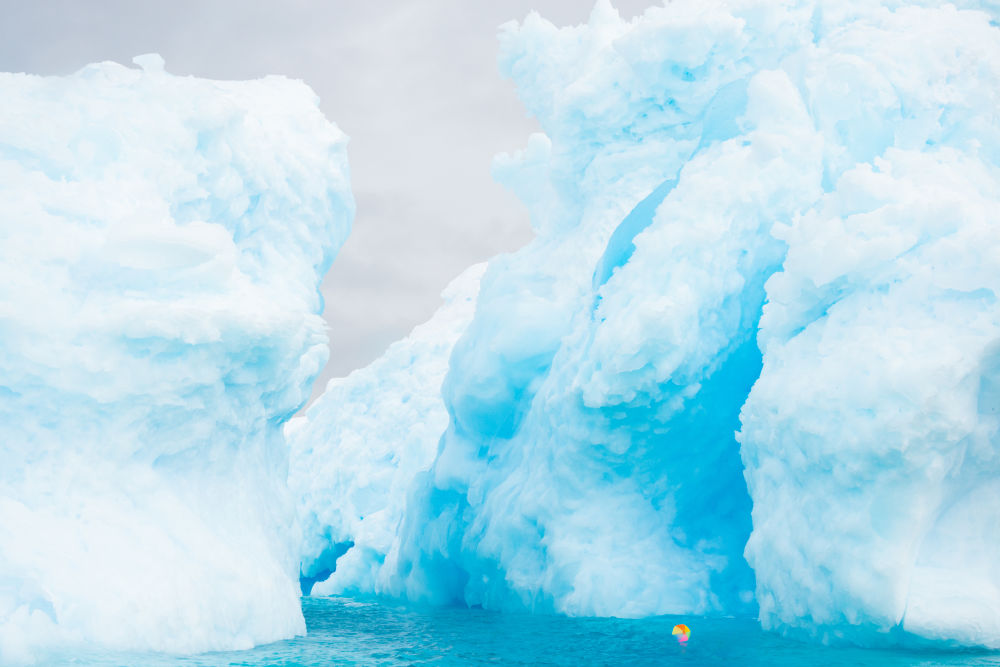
[672,623,691,643]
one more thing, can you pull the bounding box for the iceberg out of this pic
[380,0,822,619]
[741,139,1000,643]
[736,0,1000,647]
[288,263,484,598]
[294,0,1000,648]
[0,56,353,662]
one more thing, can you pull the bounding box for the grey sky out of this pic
[0,0,653,402]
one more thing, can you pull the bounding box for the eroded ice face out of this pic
[294,0,1000,649]
[0,56,353,662]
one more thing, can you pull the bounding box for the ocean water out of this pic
[53,596,1000,666]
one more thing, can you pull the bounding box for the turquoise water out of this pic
[53,597,1000,666]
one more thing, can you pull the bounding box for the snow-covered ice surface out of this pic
[287,264,484,599]
[0,55,353,663]
[295,0,1000,649]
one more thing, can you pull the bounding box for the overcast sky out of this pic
[0,0,653,401]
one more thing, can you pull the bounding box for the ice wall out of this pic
[293,0,1000,647]
[0,56,353,662]
[288,264,483,598]
[383,0,828,618]
[738,4,1000,645]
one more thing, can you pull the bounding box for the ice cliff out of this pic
[0,56,353,662]
[289,264,484,598]
[293,0,1000,649]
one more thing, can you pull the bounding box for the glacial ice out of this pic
[294,0,1000,649]
[0,56,353,662]
[288,264,484,598]
[3,0,996,655]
